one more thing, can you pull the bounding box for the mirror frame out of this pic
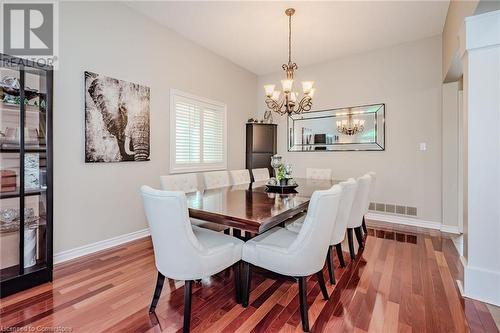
[287,103,385,152]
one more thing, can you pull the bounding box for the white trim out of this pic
[465,264,500,306]
[451,234,464,257]
[54,228,150,264]
[365,212,442,230]
[456,279,465,297]
[464,9,500,51]
[460,255,468,269]
[366,212,462,235]
[440,224,462,234]
[169,89,227,174]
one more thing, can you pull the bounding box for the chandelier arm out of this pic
[297,96,312,113]
[266,97,287,115]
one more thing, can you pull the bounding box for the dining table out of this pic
[186,178,338,234]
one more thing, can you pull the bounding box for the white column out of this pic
[460,9,500,306]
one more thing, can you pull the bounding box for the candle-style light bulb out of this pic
[264,84,275,98]
[281,79,293,94]
[302,81,314,94]
[307,88,315,98]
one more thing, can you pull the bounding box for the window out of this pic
[170,90,227,173]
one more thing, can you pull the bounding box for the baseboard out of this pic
[54,228,150,264]
[452,235,464,257]
[365,212,442,230]
[465,264,500,306]
[440,224,462,234]
[365,212,462,235]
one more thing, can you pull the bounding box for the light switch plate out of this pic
[419,142,427,151]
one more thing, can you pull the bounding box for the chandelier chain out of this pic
[288,13,292,64]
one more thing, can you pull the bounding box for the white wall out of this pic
[54,2,256,253]
[257,36,443,224]
[442,0,479,82]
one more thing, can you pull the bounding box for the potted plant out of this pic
[276,165,287,186]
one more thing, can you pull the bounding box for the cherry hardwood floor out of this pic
[1,222,498,333]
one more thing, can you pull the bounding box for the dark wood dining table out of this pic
[186,178,337,234]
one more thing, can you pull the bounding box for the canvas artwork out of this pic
[85,71,150,162]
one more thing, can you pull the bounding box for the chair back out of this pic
[306,168,332,180]
[140,186,204,280]
[160,173,199,193]
[203,171,230,189]
[288,185,343,275]
[252,168,270,182]
[347,174,372,228]
[331,178,357,245]
[229,169,251,185]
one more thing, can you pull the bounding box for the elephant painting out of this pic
[85,71,150,162]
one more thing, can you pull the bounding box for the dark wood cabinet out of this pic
[0,54,53,297]
[246,123,277,179]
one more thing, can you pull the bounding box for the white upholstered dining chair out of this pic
[325,178,357,283]
[285,178,358,285]
[141,186,243,333]
[241,186,343,332]
[160,173,198,193]
[306,168,332,180]
[203,170,231,189]
[346,174,372,260]
[229,169,251,185]
[251,168,270,182]
[160,174,229,234]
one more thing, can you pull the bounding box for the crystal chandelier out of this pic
[263,8,315,116]
[337,110,365,136]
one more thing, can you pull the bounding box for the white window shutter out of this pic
[170,90,226,173]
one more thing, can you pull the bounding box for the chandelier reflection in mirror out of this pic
[264,8,315,116]
[337,110,365,136]
[288,103,385,152]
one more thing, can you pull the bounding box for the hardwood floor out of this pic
[1,222,498,333]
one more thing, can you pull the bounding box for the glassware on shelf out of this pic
[0,207,40,233]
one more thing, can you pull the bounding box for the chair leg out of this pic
[326,245,335,285]
[355,226,364,250]
[347,228,356,260]
[298,277,310,332]
[233,229,242,239]
[234,261,241,303]
[316,271,329,300]
[242,262,251,307]
[149,272,165,312]
[335,243,346,268]
[183,280,193,333]
[362,215,367,234]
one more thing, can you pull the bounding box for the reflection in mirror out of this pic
[287,103,385,151]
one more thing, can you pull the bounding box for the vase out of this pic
[270,155,283,178]
[279,179,287,186]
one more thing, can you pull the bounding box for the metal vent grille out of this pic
[369,202,418,217]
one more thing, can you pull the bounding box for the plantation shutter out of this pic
[171,91,226,172]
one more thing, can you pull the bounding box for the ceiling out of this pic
[126,1,450,75]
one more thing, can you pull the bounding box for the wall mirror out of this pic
[287,103,385,151]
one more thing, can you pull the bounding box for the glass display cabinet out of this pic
[0,54,53,297]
